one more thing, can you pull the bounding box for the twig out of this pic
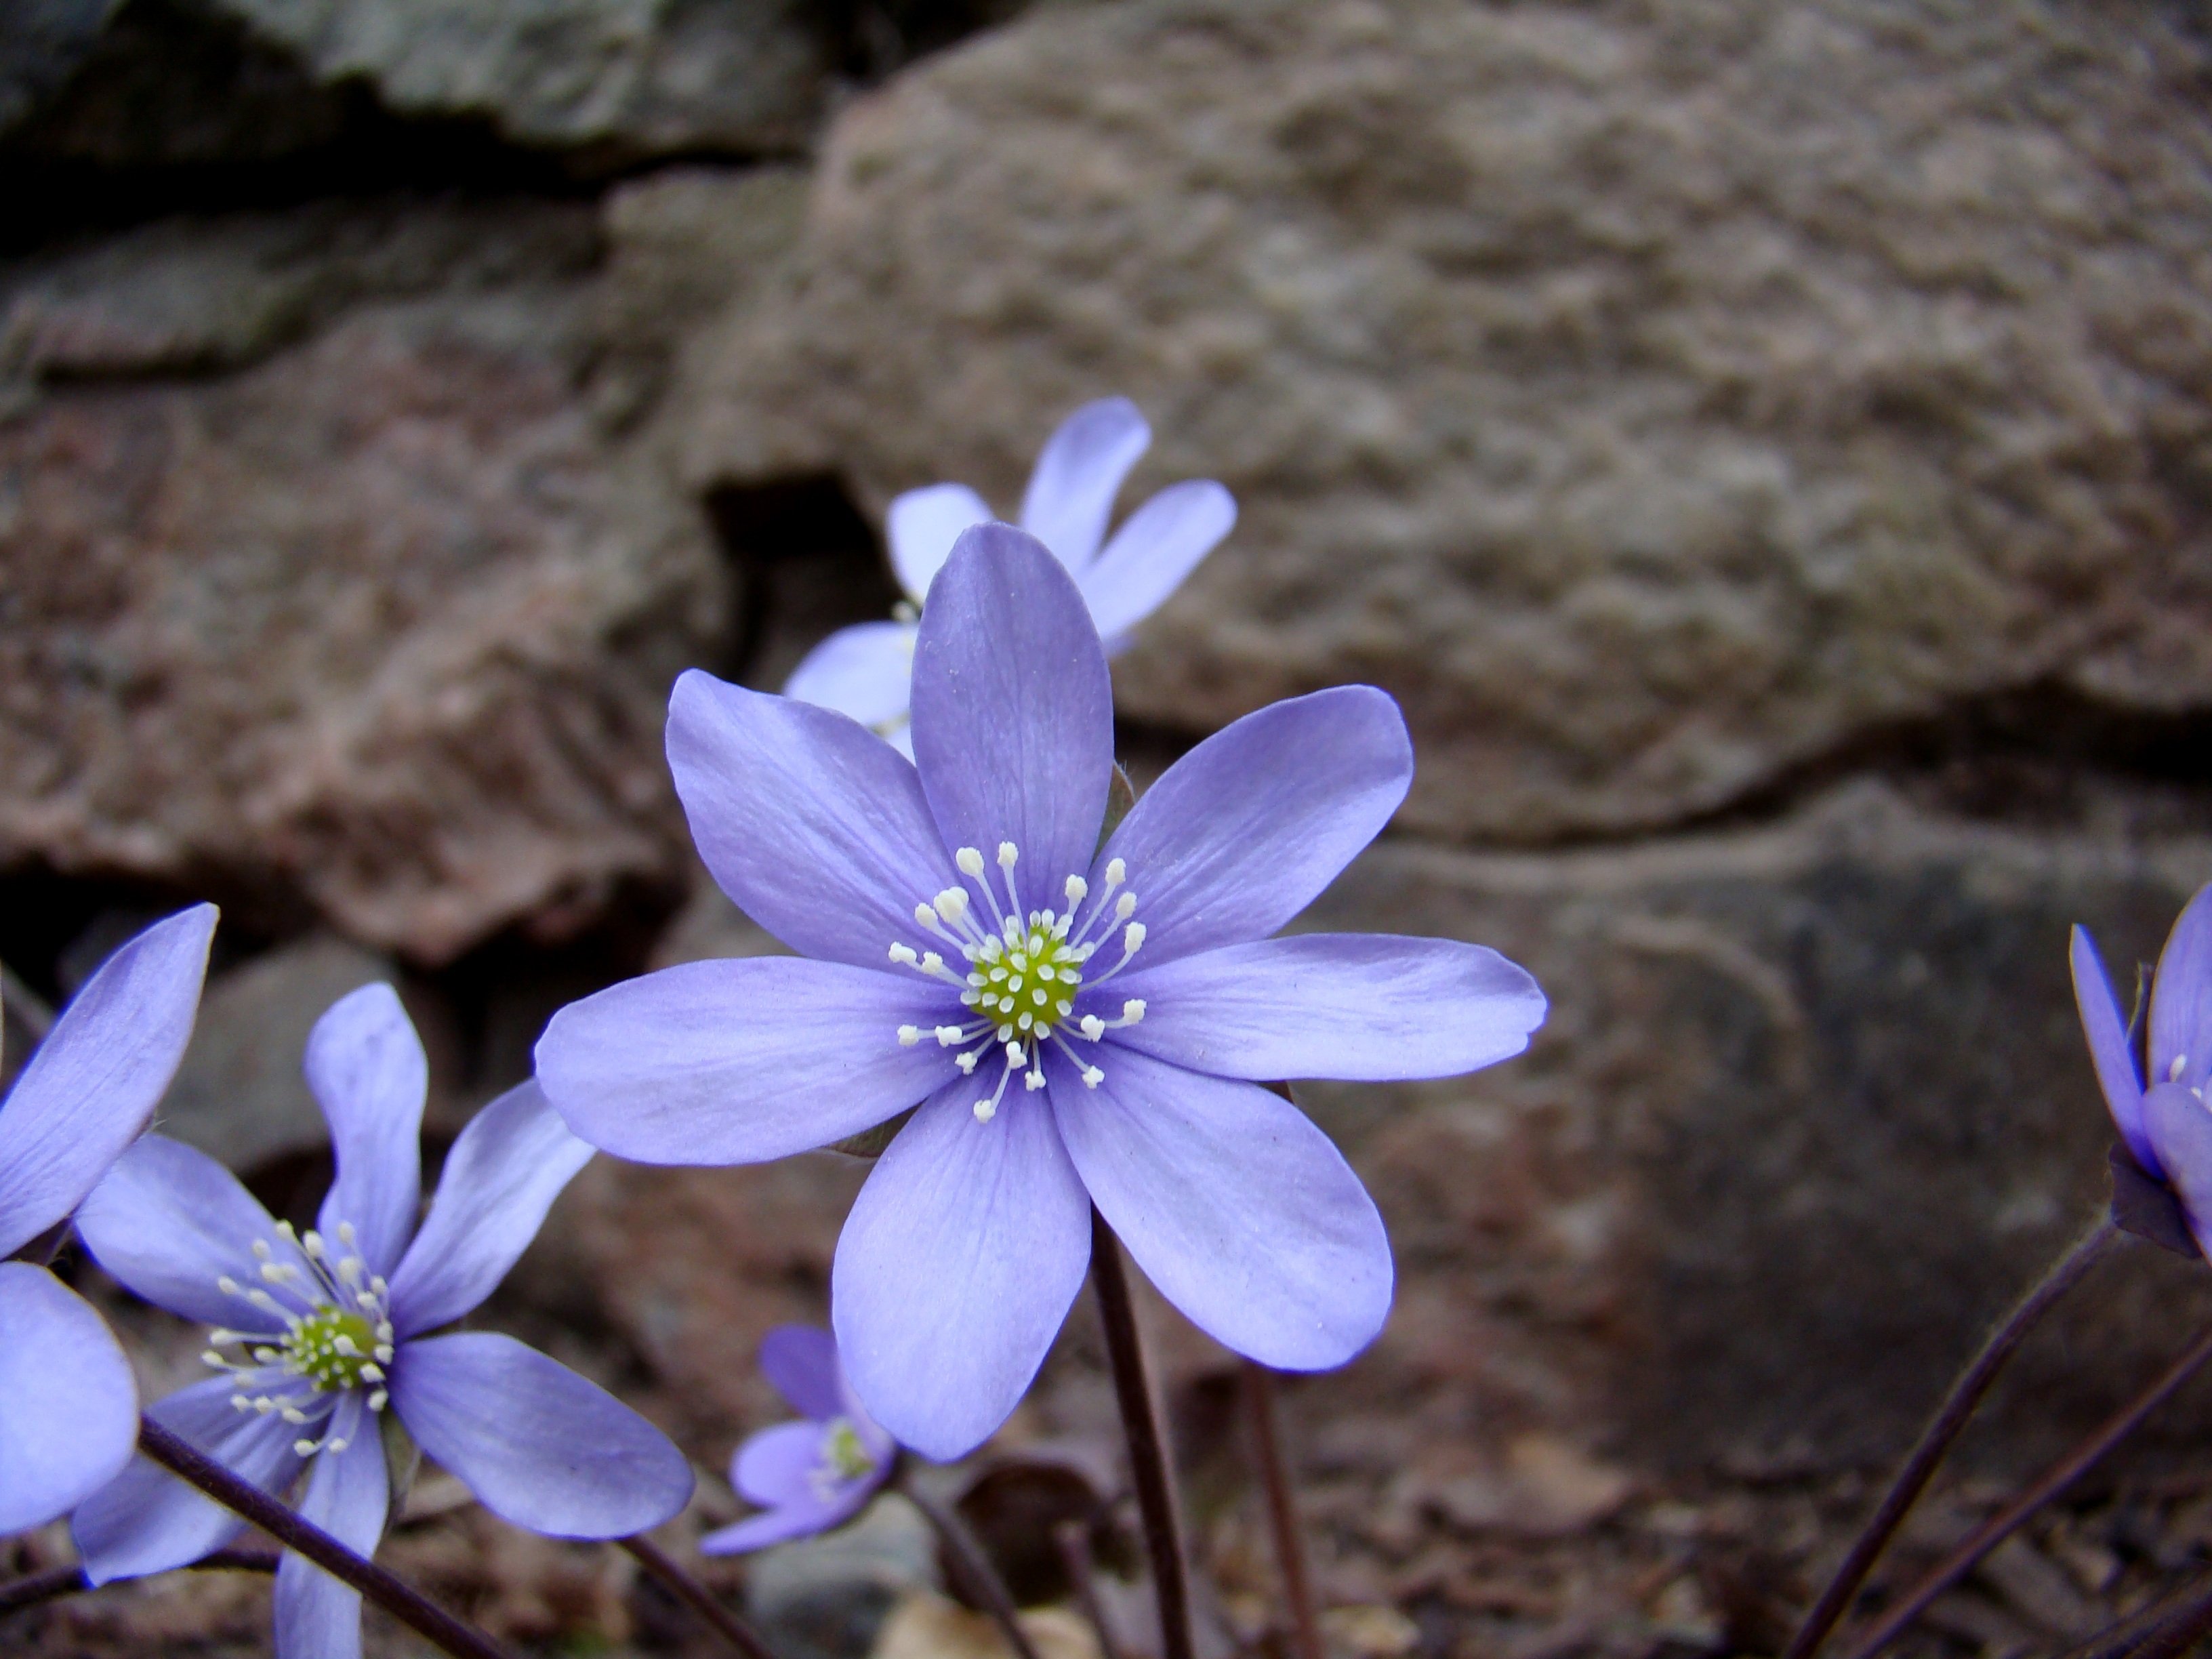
[137,1416,511,1659]
[2119,1575,2212,1659]
[1052,1519,1123,1659]
[1782,1215,2121,1659]
[897,1470,1044,1659]
[1091,1207,1196,1659]
[1842,1320,2212,1659]
[1243,1361,1324,1659]
[618,1534,781,1659]
[0,1547,281,1618]
[2052,1569,2212,1659]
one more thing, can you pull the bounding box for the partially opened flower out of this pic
[73,985,693,1659]
[2074,884,2212,1255]
[701,1325,895,1555]
[0,903,216,1536]
[784,396,1235,752]
[539,525,1547,1460]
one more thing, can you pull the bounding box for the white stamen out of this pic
[336,1223,356,1246]
[935,1025,964,1046]
[973,1099,997,1122]
[889,943,920,966]
[937,888,970,923]
[1082,1065,1103,1088]
[368,1390,388,1412]
[1065,875,1088,904]
[899,1025,922,1046]
[1114,893,1136,921]
[957,846,986,877]
[1123,999,1145,1023]
[1080,1015,1105,1040]
[914,903,938,928]
[997,842,1018,869]
[1025,1070,1046,1091]
[2173,1054,2190,1082]
[1105,858,1126,886]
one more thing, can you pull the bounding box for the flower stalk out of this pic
[618,1535,781,1659]
[136,1416,512,1659]
[1053,1519,1123,1659]
[1841,1318,2212,1659]
[895,1468,1044,1659]
[0,1548,277,1617]
[1090,1206,1195,1659]
[1243,1359,1324,1659]
[1783,1213,2123,1659]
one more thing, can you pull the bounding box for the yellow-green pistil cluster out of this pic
[970,922,1083,1036]
[891,842,1153,1124]
[285,1307,382,1392]
[823,1418,876,1481]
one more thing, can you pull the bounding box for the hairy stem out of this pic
[1783,1215,2122,1659]
[618,1535,781,1659]
[897,1471,1044,1659]
[0,1548,280,1618]
[1842,1319,2212,1659]
[1053,1519,1123,1659]
[1243,1361,1324,1659]
[1090,1207,1196,1659]
[137,1416,511,1659]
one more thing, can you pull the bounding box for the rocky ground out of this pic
[3,1,2211,1656]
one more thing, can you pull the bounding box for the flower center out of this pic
[888,842,1151,1123]
[822,1418,876,1483]
[204,1217,397,1458]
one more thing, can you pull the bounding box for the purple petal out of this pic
[76,1134,299,1331]
[1050,1045,1391,1371]
[274,1393,385,1659]
[1098,688,1411,966]
[77,1375,309,1583]
[909,525,1113,898]
[1019,398,1150,571]
[731,1418,834,1507]
[306,984,426,1278]
[1079,480,1235,640]
[832,1082,1091,1461]
[2144,1082,2212,1258]
[889,483,994,600]
[760,1325,844,1421]
[0,903,216,1257]
[2152,886,2212,1094]
[536,958,957,1166]
[388,1332,693,1538]
[0,1263,139,1534]
[1112,934,1546,1082]
[701,1492,867,1555]
[785,622,919,733]
[387,1082,594,1338]
[668,668,954,968]
[2073,926,2158,1177]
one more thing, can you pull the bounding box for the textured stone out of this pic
[678,0,2212,842]
[0,199,726,962]
[1292,783,2212,1479]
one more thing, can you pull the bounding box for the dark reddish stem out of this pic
[137,1416,511,1659]
[1053,1519,1124,1659]
[0,1548,279,1618]
[618,1535,781,1659]
[1783,1216,2121,1659]
[1090,1208,1196,1659]
[896,1470,1044,1659]
[1841,1319,2212,1659]
[1243,1361,1324,1659]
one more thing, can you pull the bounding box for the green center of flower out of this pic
[823,1418,876,1482]
[968,924,1084,1037]
[285,1307,381,1393]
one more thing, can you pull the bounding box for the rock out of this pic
[749,1497,940,1659]
[157,932,453,1172]
[1292,781,2212,1479]
[872,1592,1098,1659]
[677,0,2212,842]
[0,197,728,963]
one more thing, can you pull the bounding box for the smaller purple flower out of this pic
[785,396,1235,753]
[2075,885,2212,1255]
[0,902,217,1536]
[701,1326,895,1555]
[72,984,693,1659]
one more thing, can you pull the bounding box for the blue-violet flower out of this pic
[0,903,216,1534]
[701,1325,895,1555]
[72,983,693,1659]
[784,396,1235,753]
[539,525,1547,1460]
[2075,884,2212,1255]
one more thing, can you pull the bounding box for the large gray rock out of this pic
[677,0,2212,842]
[0,197,733,963]
[1293,783,2212,1479]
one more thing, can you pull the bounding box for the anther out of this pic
[1105,858,1126,886]
[914,903,938,928]
[997,842,1018,869]
[899,1025,921,1046]
[973,1099,998,1123]
[368,1390,388,1412]
[889,943,920,966]
[1115,893,1136,920]
[957,847,986,876]
[2173,1054,2190,1082]
[1080,1015,1105,1040]
[935,1026,964,1045]
[1066,875,1088,903]
[1123,999,1146,1023]
[1025,1070,1046,1091]
[1081,1065,1103,1088]
[336,1223,356,1246]
[1124,922,1146,953]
